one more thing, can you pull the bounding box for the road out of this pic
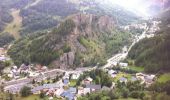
[102,24,156,69]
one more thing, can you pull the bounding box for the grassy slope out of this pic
[128,66,144,72]
[3,9,22,39]
[157,73,170,83]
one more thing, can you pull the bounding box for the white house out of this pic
[108,70,117,78]
[71,73,80,80]
[119,62,128,67]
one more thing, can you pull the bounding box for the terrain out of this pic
[8,14,133,69]
[0,0,170,100]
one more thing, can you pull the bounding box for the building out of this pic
[77,87,91,96]
[119,77,128,83]
[85,84,101,92]
[0,48,5,55]
[108,70,117,78]
[82,77,93,84]
[31,83,61,94]
[68,87,77,94]
[63,79,69,85]
[71,73,80,80]
[60,91,75,100]
[54,88,64,96]
[119,62,128,67]
[136,73,156,85]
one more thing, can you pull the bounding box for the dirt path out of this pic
[3,9,22,40]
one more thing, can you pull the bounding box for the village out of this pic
[0,47,156,100]
[0,20,160,100]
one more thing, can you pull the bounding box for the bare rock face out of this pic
[59,52,75,69]
[98,15,115,32]
[71,14,115,37]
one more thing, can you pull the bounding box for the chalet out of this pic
[63,79,69,85]
[119,77,128,83]
[108,70,117,78]
[82,77,93,84]
[136,73,156,85]
[68,87,77,94]
[54,88,64,96]
[71,73,80,80]
[86,84,101,92]
[77,87,91,96]
[119,62,128,67]
[144,75,155,85]
[43,83,60,91]
[60,91,75,100]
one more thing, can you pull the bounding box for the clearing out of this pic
[157,73,170,83]
[3,9,22,39]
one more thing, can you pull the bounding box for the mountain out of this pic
[8,14,133,69]
[127,9,170,73]
[0,0,140,38]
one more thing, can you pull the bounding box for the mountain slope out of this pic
[8,14,132,69]
[128,10,170,73]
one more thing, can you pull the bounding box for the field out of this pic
[3,9,22,39]
[128,66,144,72]
[157,73,170,83]
[113,72,132,82]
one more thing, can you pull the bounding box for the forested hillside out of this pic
[8,14,132,69]
[20,0,78,35]
[128,10,170,73]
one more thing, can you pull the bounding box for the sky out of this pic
[106,0,164,17]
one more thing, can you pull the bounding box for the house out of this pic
[31,83,61,94]
[0,56,10,61]
[111,62,118,66]
[63,79,69,85]
[119,62,128,67]
[71,73,80,80]
[29,72,39,77]
[119,77,127,83]
[54,88,64,96]
[60,91,75,100]
[108,70,117,78]
[136,73,156,85]
[77,87,91,96]
[0,48,5,55]
[144,75,155,85]
[83,88,91,94]
[82,77,93,84]
[86,84,101,92]
[63,73,70,79]
[68,87,77,94]
[43,83,60,91]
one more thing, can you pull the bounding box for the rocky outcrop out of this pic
[59,52,75,69]
[53,14,115,69]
